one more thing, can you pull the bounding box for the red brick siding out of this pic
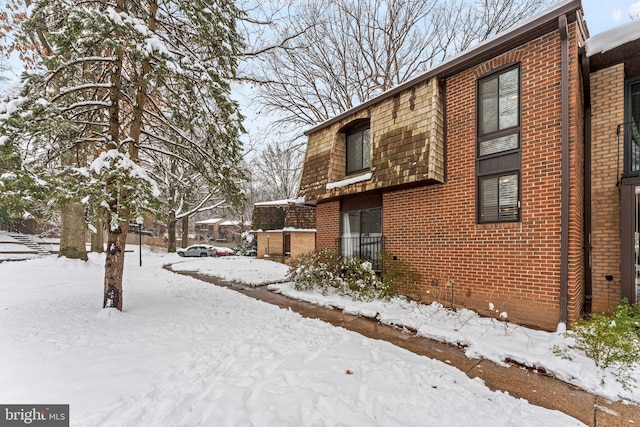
[316,201,340,251]
[389,26,584,330]
[312,24,585,331]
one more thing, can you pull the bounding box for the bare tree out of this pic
[245,0,555,140]
[254,140,304,200]
[0,60,7,83]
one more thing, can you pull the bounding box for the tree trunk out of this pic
[181,216,189,248]
[102,0,126,311]
[59,203,88,260]
[90,219,104,253]
[104,224,128,310]
[168,219,176,252]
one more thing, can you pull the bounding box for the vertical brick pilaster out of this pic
[590,64,625,313]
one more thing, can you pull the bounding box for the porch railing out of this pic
[339,235,384,270]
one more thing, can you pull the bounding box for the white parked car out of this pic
[177,245,217,257]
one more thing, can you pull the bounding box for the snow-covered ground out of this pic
[171,255,289,285]
[0,248,586,426]
[0,231,60,258]
[176,256,640,405]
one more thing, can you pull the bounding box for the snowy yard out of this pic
[0,248,628,426]
[175,255,640,406]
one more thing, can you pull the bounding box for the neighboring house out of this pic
[253,199,316,261]
[217,220,243,245]
[584,20,640,313]
[194,218,248,245]
[193,218,227,243]
[298,0,589,330]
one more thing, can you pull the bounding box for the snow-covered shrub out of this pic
[234,234,257,256]
[337,257,390,301]
[286,250,400,301]
[286,249,343,295]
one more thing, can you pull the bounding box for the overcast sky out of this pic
[583,0,640,34]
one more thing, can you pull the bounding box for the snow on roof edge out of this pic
[194,218,224,224]
[254,197,306,206]
[326,173,372,190]
[585,18,640,57]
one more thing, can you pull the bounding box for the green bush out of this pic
[337,256,392,301]
[564,298,640,388]
[570,299,640,368]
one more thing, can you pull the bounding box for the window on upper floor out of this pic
[346,122,371,175]
[476,64,521,223]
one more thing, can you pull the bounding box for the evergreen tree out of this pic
[0,117,41,229]
[0,0,246,310]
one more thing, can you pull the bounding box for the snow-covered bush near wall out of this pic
[233,233,257,256]
[286,250,395,301]
[286,249,343,295]
[337,257,393,301]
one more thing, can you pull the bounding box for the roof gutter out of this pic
[581,45,593,312]
[559,14,570,325]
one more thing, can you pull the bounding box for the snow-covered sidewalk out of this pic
[0,249,584,426]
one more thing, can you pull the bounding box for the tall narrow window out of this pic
[346,123,371,175]
[477,64,521,223]
[625,79,640,176]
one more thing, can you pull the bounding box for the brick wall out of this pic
[307,23,585,331]
[568,25,586,324]
[257,230,316,261]
[383,25,585,330]
[590,63,624,312]
[257,231,284,258]
[289,231,316,260]
[316,200,340,251]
